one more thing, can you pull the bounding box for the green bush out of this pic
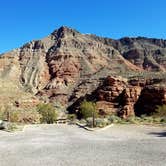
[141,116,154,123]
[37,103,57,124]
[153,117,162,123]
[126,116,141,124]
[80,101,97,119]
[95,118,110,128]
[154,105,166,117]
[86,118,110,128]
[108,115,122,123]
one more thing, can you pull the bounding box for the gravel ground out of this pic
[0,124,166,166]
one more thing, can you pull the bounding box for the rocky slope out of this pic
[0,26,166,116]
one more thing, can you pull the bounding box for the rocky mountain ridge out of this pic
[0,26,166,117]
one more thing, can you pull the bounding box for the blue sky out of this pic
[0,0,166,53]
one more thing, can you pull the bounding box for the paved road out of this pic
[0,124,166,166]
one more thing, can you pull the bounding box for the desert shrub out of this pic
[126,116,142,124]
[0,106,6,120]
[152,117,162,123]
[141,116,154,123]
[0,107,41,124]
[37,103,57,124]
[95,118,110,128]
[160,117,166,123]
[9,110,19,122]
[140,108,166,124]
[5,123,18,132]
[0,105,11,121]
[86,118,95,127]
[80,101,97,119]
[9,109,41,124]
[86,117,110,127]
[108,115,122,123]
[154,105,166,117]
[134,116,142,121]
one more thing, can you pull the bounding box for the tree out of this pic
[80,101,97,127]
[37,103,57,124]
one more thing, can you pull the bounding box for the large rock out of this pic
[0,120,8,130]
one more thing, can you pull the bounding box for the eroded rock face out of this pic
[94,76,142,118]
[96,37,166,71]
[95,76,166,118]
[68,75,166,118]
[115,37,166,71]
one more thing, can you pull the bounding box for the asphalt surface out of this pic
[0,124,166,166]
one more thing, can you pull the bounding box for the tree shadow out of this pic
[149,131,166,137]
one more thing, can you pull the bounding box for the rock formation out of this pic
[68,76,166,118]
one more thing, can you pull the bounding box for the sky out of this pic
[0,0,166,53]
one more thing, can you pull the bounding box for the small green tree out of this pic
[80,101,97,127]
[37,103,58,124]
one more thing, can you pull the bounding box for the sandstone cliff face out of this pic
[95,77,166,117]
[0,26,166,115]
[95,76,133,118]
[68,76,141,118]
[68,76,166,118]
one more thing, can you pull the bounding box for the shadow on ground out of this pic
[149,131,166,137]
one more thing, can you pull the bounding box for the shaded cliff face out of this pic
[100,37,166,71]
[134,86,166,116]
[0,26,166,113]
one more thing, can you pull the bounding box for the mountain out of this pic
[0,26,166,117]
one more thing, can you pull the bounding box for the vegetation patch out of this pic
[37,103,58,124]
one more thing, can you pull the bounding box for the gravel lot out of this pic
[0,124,166,166]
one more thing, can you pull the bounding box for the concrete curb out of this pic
[76,122,114,131]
